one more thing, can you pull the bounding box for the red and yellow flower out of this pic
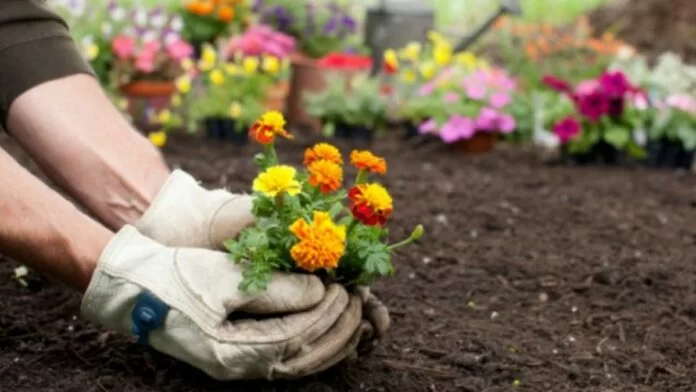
[250,110,293,144]
[304,143,343,166]
[383,49,398,74]
[348,183,393,226]
[308,160,343,194]
[289,211,346,272]
[350,150,387,174]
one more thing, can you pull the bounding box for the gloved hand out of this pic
[135,169,390,339]
[82,225,371,380]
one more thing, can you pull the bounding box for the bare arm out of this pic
[6,74,171,230]
[0,146,112,291]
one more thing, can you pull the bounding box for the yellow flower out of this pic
[455,52,478,70]
[171,94,183,108]
[251,110,293,144]
[229,101,242,118]
[116,98,129,111]
[210,69,225,85]
[308,160,343,194]
[427,30,447,45]
[85,44,99,61]
[383,48,398,73]
[252,165,301,197]
[433,43,452,66]
[148,131,167,148]
[419,62,436,80]
[225,63,240,75]
[243,57,259,74]
[198,44,217,71]
[350,150,387,174]
[181,58,194,72]
[348,183,393,226]
[401,69,417,83]
[156,109,172,124]
[304,142,343,166]
[399,42,421,62]
[175,75,191,93]
[289,211,346,272]
[262,55,280,74]
[476,59,490,70]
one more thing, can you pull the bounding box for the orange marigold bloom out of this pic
[289,211,346,272]
[350,150,387,174]
[218,5,235,22]
[250,110,293,144]
[304,143,343,166]
[308,160,343,194]
[348,183,393,226]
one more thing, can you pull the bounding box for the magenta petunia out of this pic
[542,75,571,93]
[553,116,581,143]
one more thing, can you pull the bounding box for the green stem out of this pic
[354,169,368,185]
[265,143,279,166]
[275,193,285,210]
[346,219,359,235]
[387,237,414,251]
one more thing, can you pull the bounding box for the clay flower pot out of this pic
[120,80,177,97]
[264,79,291,113]
[454,132,497,154]
[119,80,177,132]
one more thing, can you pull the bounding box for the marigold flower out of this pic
[350,150,387,174]
[348,183,393,226]
[251,110,293,144]
[383,49,398,74]
[175,75,191,93]
[308,160,342,194]
[252,165,301,197]
[148,131,167,148]
[229,101,242,118]
[304,143,343,166]
[218,5,235,22]
[289,211,346,272]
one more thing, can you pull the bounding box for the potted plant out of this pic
[224,25,296,112]
[545,71,649,164]
[179,0,250,58]
[643,94,696,169]
[412,66,518,153]
[304,73,387,142]
[186,44,271,144]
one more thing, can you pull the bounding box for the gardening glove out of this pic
[135,169,391,341]
[81,225,370,380]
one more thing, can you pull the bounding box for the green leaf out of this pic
[603,127,630,149]
[252,196,275,217]
[328,202,343,218]
[626,141,647,159]
[338,216,353,227]
[676,126,696,150]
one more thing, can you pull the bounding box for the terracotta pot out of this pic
[455,132,497,154]
[264,79,291,112]
[120,80,176,97]
[119,80,176,132]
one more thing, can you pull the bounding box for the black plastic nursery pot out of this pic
[204,117,249,145]
[644,138,695,170]
[333,122,374,142]
[561,140,623,166]
[402,120,421,139]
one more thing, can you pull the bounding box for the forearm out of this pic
[6,75,171,230]
[0,147,112,292]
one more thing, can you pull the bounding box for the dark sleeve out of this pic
[0,0,96,128]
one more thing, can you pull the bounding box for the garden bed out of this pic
[2,131,696,391]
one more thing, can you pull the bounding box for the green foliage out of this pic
[646,107,696,149]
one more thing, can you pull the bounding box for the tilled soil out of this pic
[1,131,696,391]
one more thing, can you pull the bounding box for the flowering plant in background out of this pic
[224,25,295,82]
[610,51,696,101]
[641,94,696,150]
[252,0,362,58]
[180,0,250,45]
[409,66,518,143]
[544,70,649,157]
[224,111,423,292]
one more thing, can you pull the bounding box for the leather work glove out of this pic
[82,225,370,380]
[135,169,391,339]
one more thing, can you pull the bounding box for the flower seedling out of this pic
[223,111,424,292]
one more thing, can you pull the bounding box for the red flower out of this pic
[348,183,393,226]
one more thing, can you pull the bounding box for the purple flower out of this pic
[324,17,338,34]
[489,92,511,109]
[553,116,581,143]
[542,75,571,93]
[576,90,609,122]
[342,15,357,33]
[599,71,631,99]
[440,115,475,143]
[419,118,438,134]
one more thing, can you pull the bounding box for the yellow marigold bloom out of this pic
[350,150,387,174]
[433,43,452,66]
[251,110,293,144]
[304,143,343,166]
[308,160,342,194]
[116,98,129,111]
[348,183,393,226]
[175,75,191,93]
[85,43,99,61]
[229,101,242,118]
[156,109,172,124]
[171,94,183,107]
[198,44,217,71]
[252,165,301,197]
[181,58,194,72]
[419,61,436,80]
[427,30,447,45]
[289,211,346,272]
[243,57,259,74]
[148,131,167,148]
[455,52,477,70]
[401,69,417,83]
[399,42,421,62]
[225,63,240,75]
[210,69,225,85]
[262,55,280,74]
[383,48,398,73]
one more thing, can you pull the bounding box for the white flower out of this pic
[164,32,179,46]
[111,7,126,22]
[150,12,167,29]
[170,16,184,32]
[101,22,113,37]
[141,30,158,44]
[134,10,148,26]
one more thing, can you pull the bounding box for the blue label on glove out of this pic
[131,291,170,345]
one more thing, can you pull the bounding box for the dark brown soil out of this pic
[2,130,696,391]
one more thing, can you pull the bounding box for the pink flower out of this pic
[575,79,600,95]
[466,83,486,100]
[440,115,475,143]
[135,51,155,73]
[418,83,435,96]
[112,35,135,59]
[475,108,499,131]
[666,94,696,114]
[498,114,516,133]
[542,75,571,93]
[166,39,193,61]
[630,91,649,110]
[419,118,438,134]
[553,116,581,143]
[444,92,460,104]
[489,92,511,109]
